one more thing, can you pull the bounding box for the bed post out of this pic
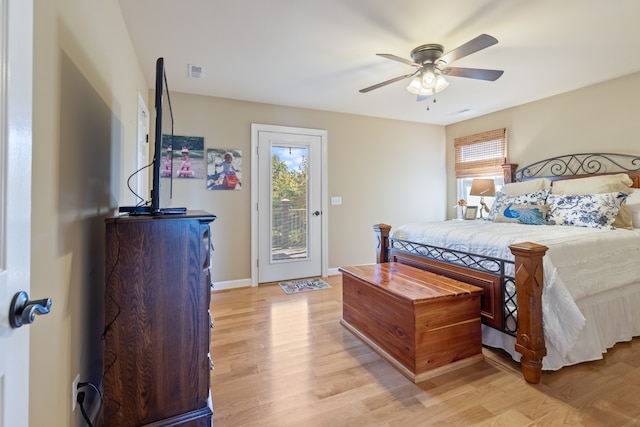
[502,163,518,184]
[372,224,391,263]
[509,242,549,384]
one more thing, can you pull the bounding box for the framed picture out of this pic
[161,134,205,179]
[206,149,242,190]
[464,206,478,220]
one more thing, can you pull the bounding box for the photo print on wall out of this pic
[161,134,205,179]
[207,149,242,190]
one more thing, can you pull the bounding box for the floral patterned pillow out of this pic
[488,189,549,221]
[547,192,628,228]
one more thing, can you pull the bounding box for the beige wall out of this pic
[32,0,148,425]
[159,93,447,283]
[445,71,640,219]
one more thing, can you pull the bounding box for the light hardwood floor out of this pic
[210,274,640,426]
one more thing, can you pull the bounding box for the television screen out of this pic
[120,57,185,215]
[152,58,186,215]
[150,57,169,214]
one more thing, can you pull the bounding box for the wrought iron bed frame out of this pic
[374,152,640,384]
[388,238,518,335]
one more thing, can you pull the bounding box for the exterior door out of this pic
[252,124,327,284]
[0,0,33,426]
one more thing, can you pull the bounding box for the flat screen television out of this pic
[120,57,185,215]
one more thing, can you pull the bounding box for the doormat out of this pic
[278,278,331,294]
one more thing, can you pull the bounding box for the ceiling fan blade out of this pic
[376,53,417,67]
[359,73,416,93]
[439,34,498,65]
[442,67,504,81]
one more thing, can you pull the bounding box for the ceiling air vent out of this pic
[188,64,204,79]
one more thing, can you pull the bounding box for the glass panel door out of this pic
[271,145,309,262]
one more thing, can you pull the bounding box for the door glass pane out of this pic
[271,145,309,261]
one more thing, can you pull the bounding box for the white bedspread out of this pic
[393,220,640,360]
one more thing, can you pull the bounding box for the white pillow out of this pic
[547,192,627,228]
[502,178,551,196]
[488,189,549,221]
[625,188,640,228]
[551,173,632,195]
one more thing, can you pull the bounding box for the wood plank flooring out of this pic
[210,274,640,426]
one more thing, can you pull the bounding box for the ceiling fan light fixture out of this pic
[435,75,449,92]
[407,70,449,95]
[422,69,437,89]
[406,75,423,95]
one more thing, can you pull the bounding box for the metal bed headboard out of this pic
[515,152,640,182]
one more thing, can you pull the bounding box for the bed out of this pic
[373,153,640,383]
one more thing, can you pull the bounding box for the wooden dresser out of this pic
[103,211,216,426]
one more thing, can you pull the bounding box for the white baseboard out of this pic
[211,277,253,290]
[212,269,344,291]
[328,264,375,276]
[327,267,341,276]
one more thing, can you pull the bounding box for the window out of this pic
[454,128,507,178]
[454,128,507,218]
[456,176,504,217]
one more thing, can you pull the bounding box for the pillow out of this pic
[547,192,628,228]
[487,189,549,221]
[550,173,632,195]
[551,173,633,228]
[611,202,633,230]
[501,178,552,196]
[625,188,640,228]
[494,203,549,225]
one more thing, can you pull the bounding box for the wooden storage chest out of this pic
[340,262,484,383]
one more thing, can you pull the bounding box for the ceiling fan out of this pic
[360,34,504,105]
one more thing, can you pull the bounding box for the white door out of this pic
[0,0,34,426]
[251,124,327,284]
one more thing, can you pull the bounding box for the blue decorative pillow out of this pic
[494,203,549,225]
[547,192,628,228]
[488,189,549,221]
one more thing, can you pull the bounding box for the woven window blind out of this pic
[454,128,507,178]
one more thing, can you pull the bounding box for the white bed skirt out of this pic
[482,280,640,371]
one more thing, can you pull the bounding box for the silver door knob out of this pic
[9,291,52,328]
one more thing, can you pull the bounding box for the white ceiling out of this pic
[118,0,640,126]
